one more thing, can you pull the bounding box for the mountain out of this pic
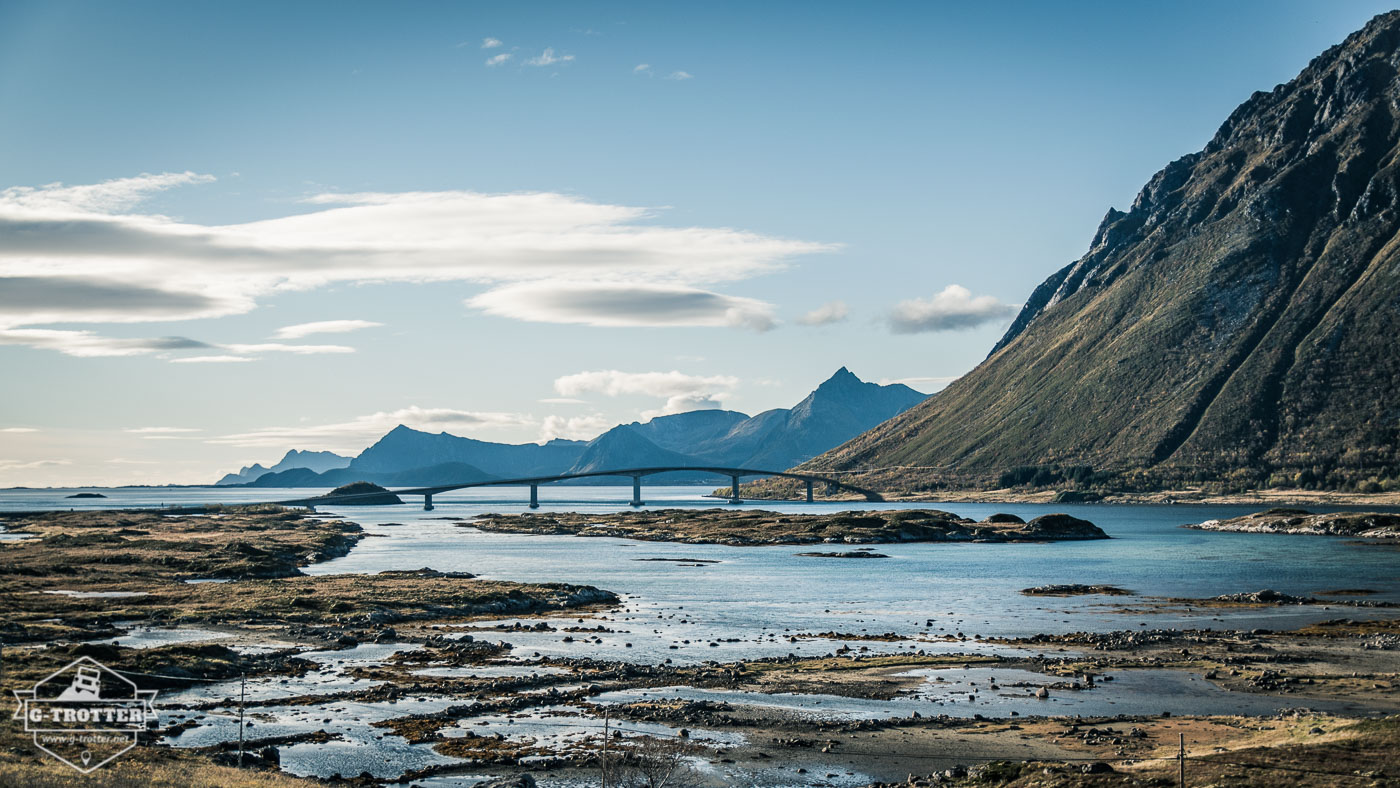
[215,368,926,487]
[215,462,270,486]
[740,367,926,469]
[566,425,706,475]
[215,450,350,486]
[271,450,350,474]
[810,12,1400,492]
[349,426,586,478]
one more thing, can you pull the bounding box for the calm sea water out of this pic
[9,484,1396,648]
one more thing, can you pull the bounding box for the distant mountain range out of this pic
[215,449,351,486]
[216,368,925,487]
[810,12,1400,492]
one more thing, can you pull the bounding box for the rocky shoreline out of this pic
[463,508,1108,546]
[1184,508,1400,539]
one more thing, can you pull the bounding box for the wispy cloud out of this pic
[125,426,202,441]
[0,458,70,471]
[797,300,849,326]
[274,320,383,340]
[0,174,829,347]
[634,63,651,74]
[538,397,587,405]
[207,407,534,450]
[107,457,158,465]
[0,329,210,358]
[665,71,693,80]
[1,427,38,433]
[526,48,574,66]
[481,37,503,49]
[888,285,1019,333]
[485,53,512,67]
[468,282,777,331]
[170,355,253,364]
[554,369,737,417]
[877,375,956,393]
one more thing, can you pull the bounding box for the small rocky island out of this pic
[464,508,1107,546]
[1185,508,1400,539]
[325,480,403,505]
[64,492,106,498]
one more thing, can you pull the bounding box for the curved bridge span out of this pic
[274,466,883,510]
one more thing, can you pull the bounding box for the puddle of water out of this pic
[412,664,569,679]
[446,704,746,751]
[102,627,231,648]
[39,590,148,598]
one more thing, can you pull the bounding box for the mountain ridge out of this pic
[218,368,926,487]
[807,11,1400,493]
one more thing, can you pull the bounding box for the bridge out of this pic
[272,466,883,511]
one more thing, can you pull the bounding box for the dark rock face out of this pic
[814,12,1400,490]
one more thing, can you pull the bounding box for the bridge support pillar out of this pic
[529,483,539,509]
[806,480,814,503]
[630,476,644,507]
[423,494,434,512]
[728,475,741,504]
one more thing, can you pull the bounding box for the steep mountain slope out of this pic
[813,12,1400,491]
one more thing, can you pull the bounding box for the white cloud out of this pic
[124,427,201,434]
[107,457,158,465]
[482,37,503,49]
[526,48,574,66]
[468,282,777,331]
[665,71,693,80]
[485,53,512,67]
[888,285,1019,333]
[641,393,725,420]
[1,427,38,433]
[634,63,651,73]
[539,413,612,441]
[555,369,737,418]
[797,300,849,326]
[171,355,253,364]
[0,174,829,350]
[275,321,381,340]
[208,406,534,450]
[538,397,587,404]
[0,171,214,215]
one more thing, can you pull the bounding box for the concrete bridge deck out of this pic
[273,466,883,510]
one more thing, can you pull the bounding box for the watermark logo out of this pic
[11,657,158,773]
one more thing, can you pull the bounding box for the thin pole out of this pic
[1178,732,1185,788]
[238,672,246,767]
[601,708,610,788]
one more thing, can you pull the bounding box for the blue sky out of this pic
[1,0,1394,485]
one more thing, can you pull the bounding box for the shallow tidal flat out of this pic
[462,508,1109,546]
[0,508,616,679]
